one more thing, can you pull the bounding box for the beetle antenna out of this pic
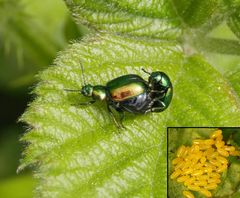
[63,89,81,92]
[80,61,87,86]
[63,61,86,92]
[141,68,151,75]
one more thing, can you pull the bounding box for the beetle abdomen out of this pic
[107,74,148,102]
[110,83,145,102]
[120,92,152,113]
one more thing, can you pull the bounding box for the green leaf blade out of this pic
[224,0,240,39]
[172,0,219,27]
[65,0,182,39]
[64,0,222,40]
[21,33,240,197]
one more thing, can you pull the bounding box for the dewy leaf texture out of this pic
[20,0,240,198]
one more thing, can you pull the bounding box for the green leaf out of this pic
[171,0,219,27]
[20,33,240,197]
[227,68,240,97]
[224,0,240,39]
[65,0,180,39]
[64,0,219,39]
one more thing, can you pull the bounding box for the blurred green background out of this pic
[0,0,87,197]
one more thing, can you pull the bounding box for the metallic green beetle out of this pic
[66,65,173,128]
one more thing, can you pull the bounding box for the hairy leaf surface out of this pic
[21,34,240,197]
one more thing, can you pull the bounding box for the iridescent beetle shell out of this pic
[68,68,173,128]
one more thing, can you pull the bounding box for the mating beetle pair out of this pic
[66,64,173,128]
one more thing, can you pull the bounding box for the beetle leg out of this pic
[75,100,96,105]
[150,86,170,98]
[117,109,126,129]
[150,90,163,93]
[145,99,166,113]
[107,105,124,129]
[150,104,166,112]
[150,91,165,99]
[119,111,125,123]
[141,68,151,75]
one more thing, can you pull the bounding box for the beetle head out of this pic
[81,84,93,97]
[149,72,171,88]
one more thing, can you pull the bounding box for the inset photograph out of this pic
[168,128,240,198]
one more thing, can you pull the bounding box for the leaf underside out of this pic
[20,0,240,198]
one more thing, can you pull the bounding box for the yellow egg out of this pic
[174,161,185,170]
[208,152,219,159]
[216,134,223,141]
[190,145,200,153]
[215,141,225,148]
[195,180,207,186]
[200,156,206,164]
[199,144,211,150]
[182,147,190,157]
[224,146,235,152]
[182,168,193,175]
[204,139,215,145]
[172,157,183,165]
[198,174,209,181]
[216,164,228,173]
[209,159,220,166]
[193,139,204,145]
[204,148,214,157]
[188,185,201,191]
[205,183,217,190]
[170,169,181,179]
[191,170,203,177]
[209,172,220,179]
[177,145,186,157]
[199,189,212,197]
[193,163,204,170]
[183,190,195,198]
[217,148,229,157]
[203,167,212,174]
[177,175,189,183]
[217,156,228,165]
[184,177,195,186]
[210,130,222,139]
[230,150,240,156]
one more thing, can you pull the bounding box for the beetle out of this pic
[65,64,173,128]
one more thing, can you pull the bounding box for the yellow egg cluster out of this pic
[170,129,240,198]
